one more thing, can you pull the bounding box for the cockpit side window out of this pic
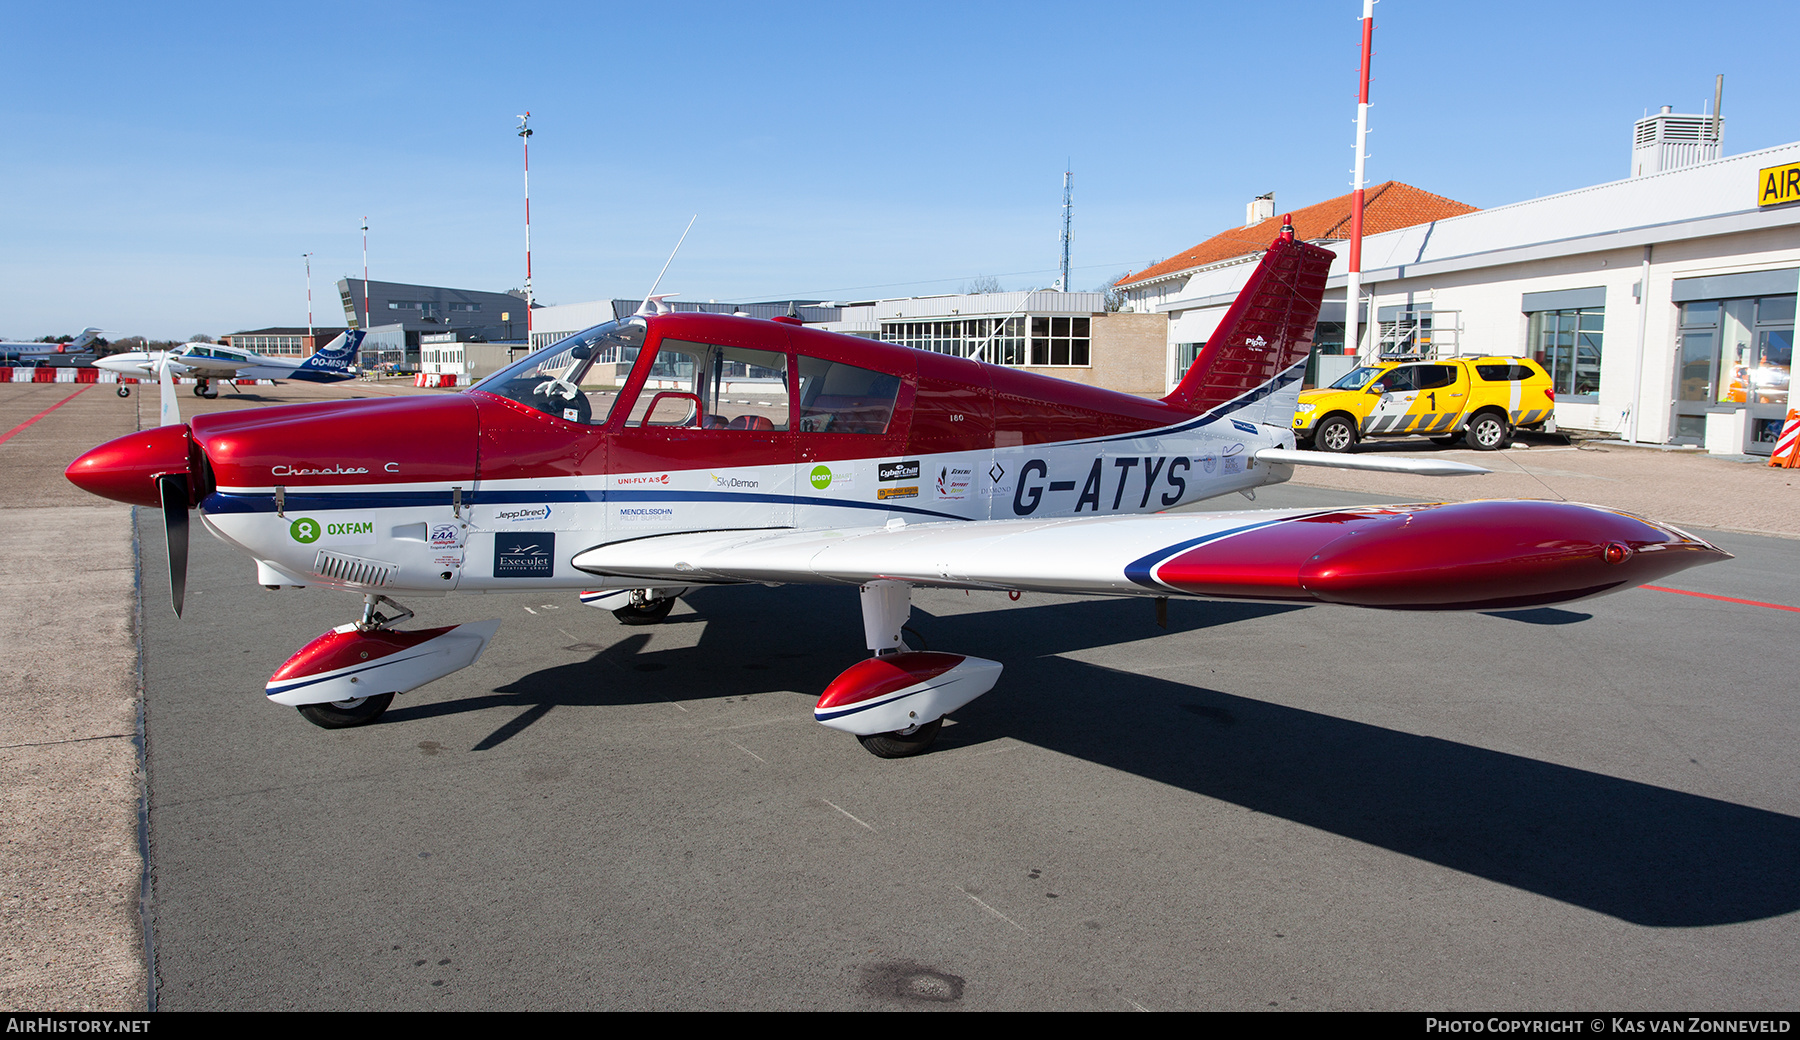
[470,319,646,426]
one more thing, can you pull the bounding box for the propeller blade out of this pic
[158,358,181,427]
[157,473,190,618]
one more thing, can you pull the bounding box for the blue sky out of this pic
[2,1,1792,340]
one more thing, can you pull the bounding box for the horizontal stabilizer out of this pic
[1255,448,1490,476]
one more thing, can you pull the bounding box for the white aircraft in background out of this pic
[96,330,364,398]
[0,327,105,363]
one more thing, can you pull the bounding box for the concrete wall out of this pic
[1012,311,1169,398]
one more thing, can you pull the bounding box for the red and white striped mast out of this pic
[302,252,314,343]
[517,112,534,345]
[361,217,370,332]
[1346,0,1375,362]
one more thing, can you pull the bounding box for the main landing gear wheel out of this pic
[297,692,394,729]
[613,597,676,626]
[191,384,206,397]
[1466,412,1512,451]
[116,385,130,397]
[855,717,943,759]
[1315,415,1358,453]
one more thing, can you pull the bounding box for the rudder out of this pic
[1162,218,1335,426]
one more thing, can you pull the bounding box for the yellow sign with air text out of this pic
[1757,162,1800,207]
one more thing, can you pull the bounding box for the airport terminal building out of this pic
[1119,115,1800,455]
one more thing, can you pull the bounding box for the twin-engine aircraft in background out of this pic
[66,221,1727,756]
[95,330,363,399]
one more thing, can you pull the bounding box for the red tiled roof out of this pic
[1115,181,1477,288]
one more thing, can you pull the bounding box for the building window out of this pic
[1029,316,1090,366]
[449,302,481,313]
[1175,342,1204,373]
[1527,308,1604,398]
[880,317,1027,365]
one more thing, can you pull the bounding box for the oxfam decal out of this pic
[288,515,375,546]
[809,464,855,491]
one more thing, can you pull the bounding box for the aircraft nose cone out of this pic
[65,424,193,508]
[1299,500,1731,610]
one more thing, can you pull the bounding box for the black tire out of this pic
[191,384,205,397]
[297,692,394,729]
[856,717,944,759]
[1315,415,1358,453]
[613,596,676,626]
[116,385,131,398]
[1465,412,1512,451]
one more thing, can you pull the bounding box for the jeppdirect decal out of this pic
[878,460,920,482]
[617,506,676,525]
[287,516,375,546]
[808,464,853,491]
[494,533,555,578]
[490,505,552,524]
[934,465,973,501]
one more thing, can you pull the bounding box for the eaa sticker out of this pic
[430,523,463,549]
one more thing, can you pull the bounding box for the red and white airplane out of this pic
[65,222,1728,756]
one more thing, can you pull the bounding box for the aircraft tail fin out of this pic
[1161,218,1335,426]
[300,330,363,373]
[67,327,104,351]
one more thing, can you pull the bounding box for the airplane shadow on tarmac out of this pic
[391,583,1800,930]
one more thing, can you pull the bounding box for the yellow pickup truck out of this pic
[1294,356,1555,452]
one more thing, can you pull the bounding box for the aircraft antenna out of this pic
[967,289,1042,365]
[518,112,534,347]
[1058,165,1072,292]
[638,215,697,316]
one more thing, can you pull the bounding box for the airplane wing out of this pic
[173,356,258,375]
[571,501,1726,611]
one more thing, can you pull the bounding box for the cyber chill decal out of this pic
[494,533,556,578]
[878,460,921,482]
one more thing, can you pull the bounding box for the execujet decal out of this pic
[1010,456,1198,516]
[494,533,555,578]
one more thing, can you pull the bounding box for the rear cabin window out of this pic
[1476,364,1536,381]
[797,357,901,434]
[1412,365,1459,390]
